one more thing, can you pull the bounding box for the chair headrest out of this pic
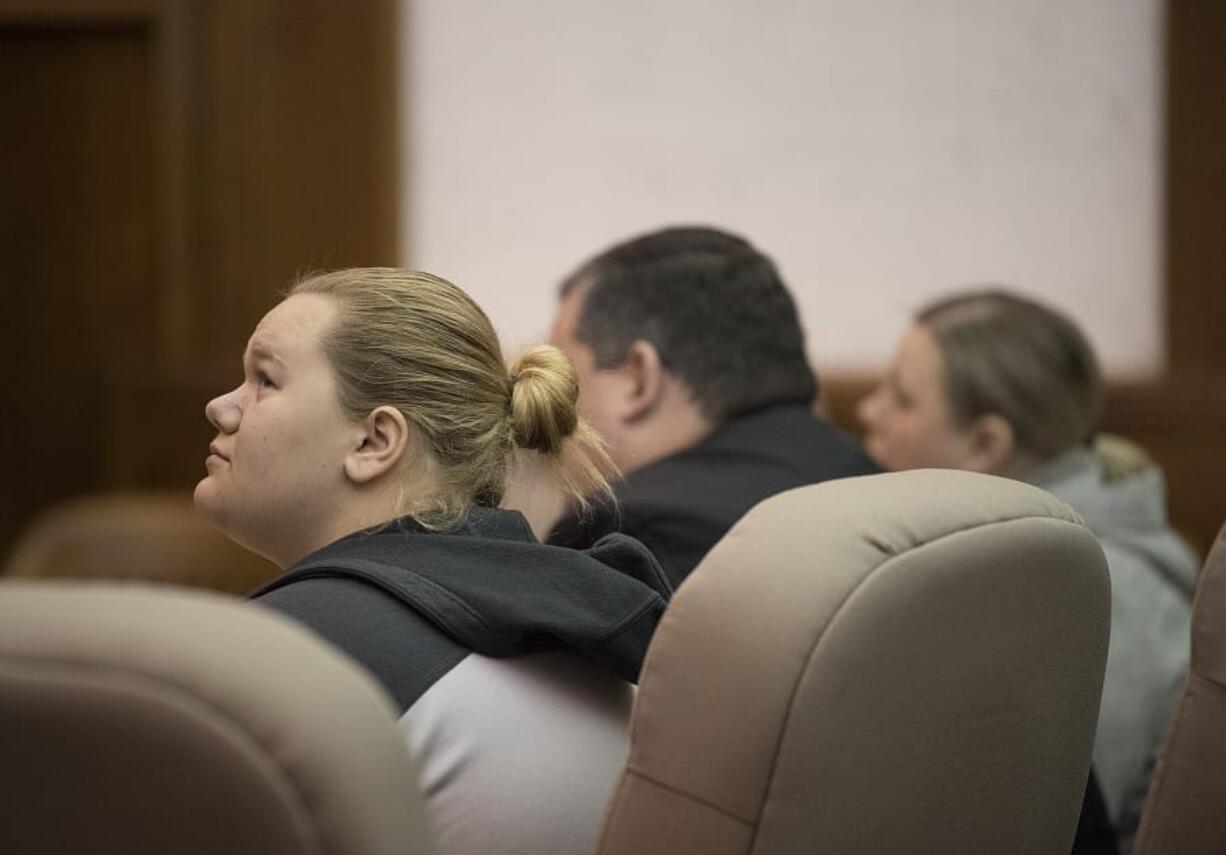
[600,470,1109,855]
[0,582,428,855]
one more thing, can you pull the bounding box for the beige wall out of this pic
[399,0,1162,376]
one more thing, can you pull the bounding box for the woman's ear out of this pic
[620,340,666,423]
[963,413,1017,475]
[344,405,411,485]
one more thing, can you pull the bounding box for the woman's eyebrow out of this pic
[245,340,286,365]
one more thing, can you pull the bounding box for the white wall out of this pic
[400,0,1163,376]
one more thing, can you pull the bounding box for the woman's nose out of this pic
[205,387,242,434]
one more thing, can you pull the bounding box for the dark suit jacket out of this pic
[549,405,879,588]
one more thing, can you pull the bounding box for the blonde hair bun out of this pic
[508,346,581,454]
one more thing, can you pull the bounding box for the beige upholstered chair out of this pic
[0,583,429,855]
[1133,522,1225,855]
[596,470,1112,855]
[4,491,278,594]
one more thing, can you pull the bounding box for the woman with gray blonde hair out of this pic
[859,289,1196,851]
[195,268,671,855]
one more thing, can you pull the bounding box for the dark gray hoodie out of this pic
[252,507,673,855]
[252,506,672,709]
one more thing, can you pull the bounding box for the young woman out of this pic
[859,289,1197,850]
[195,268,671,855]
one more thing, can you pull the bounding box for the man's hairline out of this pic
[558,272,601,354]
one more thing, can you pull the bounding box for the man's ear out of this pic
[344,405,411,485]
[962,413,1017,475]
[620,340,667,423]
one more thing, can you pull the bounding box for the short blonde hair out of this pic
[292,268,612,529]
[918,289,1102,461]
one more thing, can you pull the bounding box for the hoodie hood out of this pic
[254,507,672,683]
[1027,446,1199,597]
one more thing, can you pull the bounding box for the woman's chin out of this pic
[192,477,227,522]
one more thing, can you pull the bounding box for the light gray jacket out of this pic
[1029,446,1197,850]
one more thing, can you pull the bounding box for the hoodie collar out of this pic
[261,507,671,683]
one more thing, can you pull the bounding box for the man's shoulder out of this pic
[636,405,877,486]
[560,406,876,529]
[548,406,877,580]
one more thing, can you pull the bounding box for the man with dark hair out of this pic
[547,225,877,586]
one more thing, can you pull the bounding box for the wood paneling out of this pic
[175,0,400,376]
[0,1,398,558]
[0,24,157,549]
[1165,0,1226,376]
[0,0,154,22]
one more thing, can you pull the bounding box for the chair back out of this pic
[597,470,1111,855]
[0,582,429,855]
[5,491,278,593]
[1133,522,1226,855]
